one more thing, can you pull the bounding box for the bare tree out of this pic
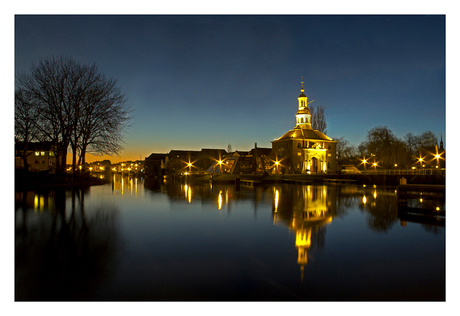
[418,131,438,149]
[15,89,40,170]
[16,56,130,173]
[360,126,412,168]
[335,137,357,160]
[403,132,420,157]
[310,105,327,134]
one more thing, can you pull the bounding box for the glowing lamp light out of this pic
[435,154,440,159]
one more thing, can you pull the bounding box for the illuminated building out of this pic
[15,141,58,172]
[271,81,337,174]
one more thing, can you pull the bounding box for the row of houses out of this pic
[144,145,273,179]
[15,142,145,175]
[85,160,145,174]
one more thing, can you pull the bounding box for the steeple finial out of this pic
[301,77,304,93]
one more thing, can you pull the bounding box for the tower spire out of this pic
[296,78,312,129]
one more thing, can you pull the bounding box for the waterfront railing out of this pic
[361,168,445,176]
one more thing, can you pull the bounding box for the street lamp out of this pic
[360,153,374,173]
[218,160,223,175]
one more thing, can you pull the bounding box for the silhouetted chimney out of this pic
[255,142,257,149]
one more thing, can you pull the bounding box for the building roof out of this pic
[274,127,334,142]
[146,153,169,160]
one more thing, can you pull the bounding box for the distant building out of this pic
[271,81,337,174]
[87,160,112,172]
[145,148,227,178]
[15,141,58,172]
[111,160,144,173]
[206,144,272,175]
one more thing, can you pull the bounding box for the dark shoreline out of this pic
[15,170,110,191]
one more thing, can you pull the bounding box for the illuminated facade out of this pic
[15,141,58,172]
[271,82,337,174]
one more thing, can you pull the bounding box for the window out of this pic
[41,152,45,156]
[35,152,40,156]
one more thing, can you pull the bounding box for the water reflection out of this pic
[15,188,119,301]
[271,185,337,281]
[111,173,143,196]
[15,181,444,300]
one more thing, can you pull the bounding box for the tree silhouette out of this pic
[16,56,131,172]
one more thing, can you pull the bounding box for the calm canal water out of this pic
[15,174,445,301]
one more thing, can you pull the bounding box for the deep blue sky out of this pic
[14,15,446,162]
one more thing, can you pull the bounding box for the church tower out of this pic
[295,80,313,129]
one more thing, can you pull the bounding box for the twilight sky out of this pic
[14,14,446,163]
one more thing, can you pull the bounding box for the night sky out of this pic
[14,14,446,163]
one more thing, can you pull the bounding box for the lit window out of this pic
[35,152,40,156]
[41,152,45,156]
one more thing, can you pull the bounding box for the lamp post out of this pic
[218,160,223,175]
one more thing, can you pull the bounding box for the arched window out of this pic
[301,117,304,123]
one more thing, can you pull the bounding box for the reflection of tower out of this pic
[273,185,338,282]
[288,185,332,282]
[296,226,312,281]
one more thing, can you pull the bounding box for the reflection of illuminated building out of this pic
[112,174,142,196]
[273,185,334,281]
